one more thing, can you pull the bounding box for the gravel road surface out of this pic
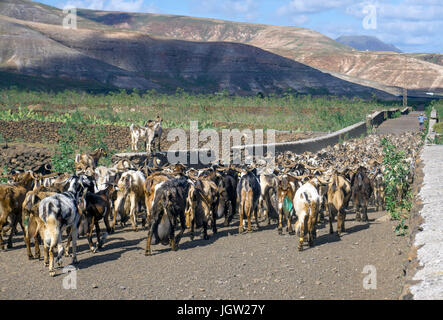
[0,208,408,300]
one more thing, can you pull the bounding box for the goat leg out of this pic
[96,220,107,249]
[49,247,55,277]
[277,209,283,235]
[362,201,369,222]
[87,216,96,252]
[0,219,5,250]
[224,201,233,227]
[6,213,19,249]
[202,220,209,240]
[70,226,78,265]
[64,227,72,257]
[212,205,218,234]
[145,219,154,256]
[173,212,187,251]
[253,206,260,231]
[104,207,112,234]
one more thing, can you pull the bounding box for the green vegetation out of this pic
[426,100,443,144]
[433,122,443,134]
[391,111,401,119]
[0,87,398,132]
[381,138,413,236]
[0,166,8,183]
[51,111,111,173]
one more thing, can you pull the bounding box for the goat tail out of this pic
[331,176,337,193]
[303,192,311,204]
[358,174,363,188]
[44,214,60,249]
[264,185,278,219]
[243,179,251,192]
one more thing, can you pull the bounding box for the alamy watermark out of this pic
[362,4,377,30]
[362,265,377,290]
[62,265,77,289]
[63,6,77,30]
[165,121,276,166]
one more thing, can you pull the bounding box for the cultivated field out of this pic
[0,88,395,131]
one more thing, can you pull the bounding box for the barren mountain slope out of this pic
[0,15,395,97]
[76,9,443,91]
[0,16,158,90]
[407,53,443,67]
[336,35,402,53]
[0,0,111,30]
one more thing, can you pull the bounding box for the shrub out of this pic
[432,122,443,134]
[381,137,412,235]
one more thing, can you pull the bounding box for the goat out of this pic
[77,190,111,253]
[145,177,188,256]
[146,116,163,154]
[258,173,279,225]
[276,174,300,235]
[185,182,211,241]
[144,172,173,223]
[351,166,373,222]
[130,116,162,153]
[113,170,146,232]
[326,174,351,235]
[191,175,219,234]
[22,187,56,259]
[214,168,238,228]
[0,171,36,250]
[94,166,119,192]
[236,169,261,233]
[38,175,91,276]
[293,182,321,251]
[371,169,385,212]
[75,148,107,173]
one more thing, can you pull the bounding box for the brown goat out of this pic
[276,174,299,235]
[351,166,373,222]
[0,172,36,250]
[326,174,351,235]
[22,188,56,259]
[75,148,107,172]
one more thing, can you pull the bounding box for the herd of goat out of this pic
[0,131,422,276]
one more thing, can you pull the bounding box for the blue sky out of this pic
[36,0,442,53]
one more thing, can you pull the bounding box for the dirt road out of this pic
[0,208,407,300]
[376,111,421,135]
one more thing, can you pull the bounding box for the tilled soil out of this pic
[0,120,325,153]
[0,208,408,300]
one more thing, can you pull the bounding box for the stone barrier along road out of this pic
[410,144,443,300]
[232,108,403,157]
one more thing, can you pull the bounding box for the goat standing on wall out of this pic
[130,116,162,154]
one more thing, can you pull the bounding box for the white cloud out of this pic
[107,0,144,12]
[61,0,146,12]
[346,1,443,21]
[342,1,443,51]
[291,14,309,25]
[193,0,259,21]
[62,0,105,10]
[276,0,353,15]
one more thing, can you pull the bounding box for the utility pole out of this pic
[403,88,407,108]
[403,54,408,108]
